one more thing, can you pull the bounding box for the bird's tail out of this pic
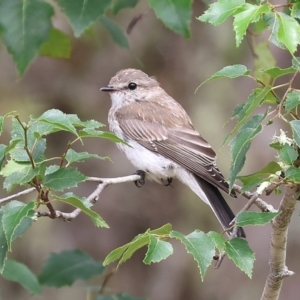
[193,175,246,238]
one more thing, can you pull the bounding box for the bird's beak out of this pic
[100,85,118,92]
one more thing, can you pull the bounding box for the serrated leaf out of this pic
[236,211,280,227]
[277,12,300,54]
[254,42,276,85]
[57,0,111,37]
[229,112,267,190]
[100,16,129,48]
[3,168,38,192]
[233,3,269,46]
[38,249,105,287]
[44,167,87,191]
[2,201,35,250]
[0,0,54,75]
[263,13,286,49]
[225,238,255,277]
[170,230,214,280]
[38,109,78,136]
[103,224,172,266]
[0,116,3,134]
[291,2,300,19]
[0,210,9,272]
[197,65,250,90]
[112,0,138,15]
[2,260,41,294]
[262,66,296,79]
[10,138,46,163]
[285,167,300,183]
[290,120,300,147]
[292,57,300,70]
[279,144,298,165]
[207,231,226,252]
[55,193,108,228]
[225,86,271,144]
[238,161,282,191]
[65,114,104,128]
[284,90,300,114]
[144,236,173,264]
[65,149,103,165]
[198,0,244,25]
[39,28,71,58]
[149,0,192,38]
[0,160,32,177]
[0,144,6,170]
[79,128,127,144]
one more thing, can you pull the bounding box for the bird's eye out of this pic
[128,82,137,90]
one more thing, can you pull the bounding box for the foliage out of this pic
[0,0,300,299]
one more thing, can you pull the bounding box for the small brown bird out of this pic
[101,69,245,237]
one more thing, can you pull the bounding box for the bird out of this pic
[100,68,245,238]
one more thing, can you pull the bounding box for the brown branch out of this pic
[261,185,298,300]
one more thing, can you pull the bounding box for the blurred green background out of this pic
[0,1,299,299]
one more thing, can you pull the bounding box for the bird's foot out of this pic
[134,170,146,188]
[162,177,173,187]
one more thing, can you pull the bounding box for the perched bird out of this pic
[101,69,245,237]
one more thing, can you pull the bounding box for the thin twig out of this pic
[0,187,36,204]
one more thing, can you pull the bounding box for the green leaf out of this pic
[0,210,9,272]
[3,168,38,192]
[262,66,296,79]
[2,260,41,294]
[65,149,103,165]
[238,161,282,191]
[233,3,269,47]
[79,128,127,144]
[55,193,109,228]
[103,224,172,266]
[0,0,54,75]
[112,0,138,15]
[292,57,300,70]
[57,0,111,37]
[279,144,298,165]
[149,0,192,38]
[0,160,32,177]
[170,230,215,281]
[284,90,300,114]
[263,12,286,50]
[229,112,267,190]
[225,86,271,143]
[285,167,300,183]
[197,65,250,90]
[291,2,300,19]
[2,201,35,251]
[224,238,255,277]
[65,114,104,128]
[236,211,280,226]
[38,249,105,287]
[277,12,300,54]
[44,167,87,191]
[100,16,129,48]
[39,28,71,58]
[198,0,245,25]
[207,231,226,252]
[254,42,276,85]
[144,236,173,264]
[38,109,78,136]
[290,120,300,147]
[0,116,3,135]
[0,144,6,170]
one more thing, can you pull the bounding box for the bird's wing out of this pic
[115,101,233,195]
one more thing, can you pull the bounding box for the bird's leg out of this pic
[134,170,146,188]
[163,177,173,186]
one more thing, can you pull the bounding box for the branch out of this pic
[0,187,36,204]
[261,185,298,300]
[37,174,141,220]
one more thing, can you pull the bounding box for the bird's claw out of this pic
[164,177,173,186]
[134,170,146,188]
